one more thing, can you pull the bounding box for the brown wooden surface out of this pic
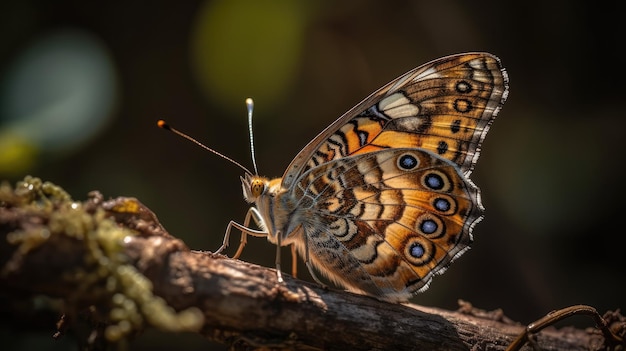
[1,179,623,350]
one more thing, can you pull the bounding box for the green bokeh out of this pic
[0,132,36,176]
[190,0,310,111]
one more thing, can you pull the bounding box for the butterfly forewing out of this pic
[282,53,508,189]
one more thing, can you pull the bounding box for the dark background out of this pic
[1,1,623,350]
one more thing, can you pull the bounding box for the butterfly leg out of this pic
[274,233,284,283]
[215,207,267,258]
[270,236,297,282]
[290,244,298,278]
[232,207,267,259]
[302,233,328,290]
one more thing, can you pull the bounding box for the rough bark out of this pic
[1,177,624,350]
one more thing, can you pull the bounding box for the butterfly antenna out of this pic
[246,98,259,175]
[157,119,252,175]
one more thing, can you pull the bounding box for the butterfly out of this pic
[161,52,508,303]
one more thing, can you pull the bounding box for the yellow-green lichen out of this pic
[1,176,203,342]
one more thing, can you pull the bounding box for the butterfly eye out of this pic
[433,197,451,212]
[421,170,452,192]
[453,98,473,113]
[455,80,473,93]
[404,239,435,266]
[423,173,443,190]
[421,219,438,234]
[415,214,445,238]
[397,153,419,170]
[409,242,425,258]
[250,179,265,197]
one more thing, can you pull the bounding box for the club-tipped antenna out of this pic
[246,98,259,175]
[157,119,252,176]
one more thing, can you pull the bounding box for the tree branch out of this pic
[1,176,624,350]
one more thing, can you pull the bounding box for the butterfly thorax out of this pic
[241,174,306,246]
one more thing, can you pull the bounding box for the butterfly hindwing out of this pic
[293,148,481,300]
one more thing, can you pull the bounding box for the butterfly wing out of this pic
[290,147,480,301]
[281,52,508,189]
[278,53,507,301]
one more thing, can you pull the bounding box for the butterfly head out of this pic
[241,173,277,203]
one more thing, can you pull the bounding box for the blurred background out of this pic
[1,0,623,350]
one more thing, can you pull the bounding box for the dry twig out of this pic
[1,176,624,350]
